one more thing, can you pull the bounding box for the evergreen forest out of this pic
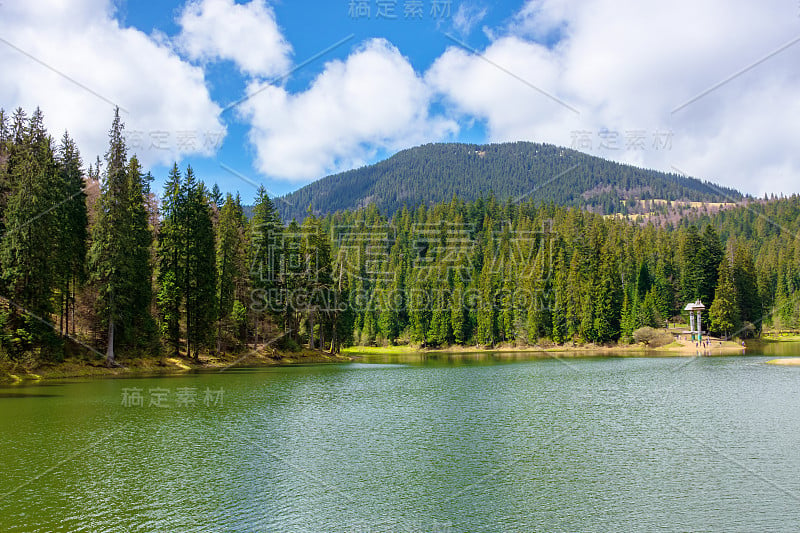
[1,107,798,366]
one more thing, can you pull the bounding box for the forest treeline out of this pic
[0,107,798,365]
[277,141,743,222]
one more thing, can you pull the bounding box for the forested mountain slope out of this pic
[276,142,743,221]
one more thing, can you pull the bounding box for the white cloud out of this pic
[176,0,292,78]
[0,0,225,169]
[427,36,576,143]
[452,3,488,36]
[427,0,800,195]
[240,39,457,181]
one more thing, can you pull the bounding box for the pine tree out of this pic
[377,290,399,344]
[636,261,652,300]
[428,274,451,346]
[216,193,247,347]
[709,258,739,339]
[408,271,430,344]
[500,266,516,342]
[282,219,303,340]
[250,186,283,327]
[0,108,29,237]
[637,291,661,329]
[680,225,704,303]
[773,270,795,330]
[0,108,8,228]
[124,156,155,347]
[156,163,183,355]
[565,250,583,340]
[330,260,355,353]
[476,262,497,346]
[700,225,724,307]
[594,244,621,343]
[1,108,59,320]
[526,240,552,343]
[210,183,223,209]
[620,288,636,341]
[54,132,88,337]
[652,262,674,325]
[732,245,762,337]
[450,274,468,344]
[301,214,333,349]
[89,109,153,364]
[550,248,568,344]
[183,171,216,359]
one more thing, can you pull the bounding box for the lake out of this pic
[1,348,800,531]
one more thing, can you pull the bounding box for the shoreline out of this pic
[344,339,748,358]
[766,358,800,366]
[0,348,354,385]
[3,337,787,386]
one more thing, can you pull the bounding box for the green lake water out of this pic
[1,348,800,531]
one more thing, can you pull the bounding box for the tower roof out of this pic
[684,300,706,311]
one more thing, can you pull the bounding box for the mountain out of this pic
[275,142,743,221]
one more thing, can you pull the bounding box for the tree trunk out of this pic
[308,313,315,349]
[106,317,115,366]
[186,307,191,359]
[71,278,76,337]
[217,316,222,354]
[329,320,337,354]
[64,285,70,338]
[59,291,64,336]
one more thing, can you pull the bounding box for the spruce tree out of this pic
[1,108,59,320]
[680,225,704,303]
[450,274,468,344]
[594,244,621,343]
[709,258,739,339]
[183,171,216,359]
[0,107,62,356]
[54,132,88,336]
[620,288,636,341]
[732,246,762,337]
[300,214,333,349]
[282,219,303,339]
[216,193,247,346]
[428,273,451,346]
[330,259,355,353]
[210,183,223,209]
[156,163,183,355]
[250,186,284,327]
[124,156,155,345]
[408,271,430,344]
[476,262,497,346]
[700,225,724,307]
[550,249,568,345]
[89,109,153,365]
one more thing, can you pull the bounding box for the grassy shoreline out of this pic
[343,339,747,358]
[0,348,354,385]
[4,336,785,385]
[759,333,800,342]
[766,358,800,366]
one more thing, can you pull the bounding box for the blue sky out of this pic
[119,0,520,199]
[2,0,799,203]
